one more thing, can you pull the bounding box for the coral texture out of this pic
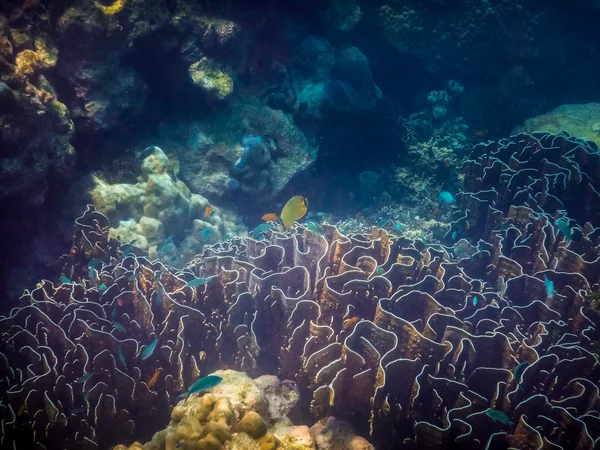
[89,146,245,264]
[1,133,599,449]
[513,103,600,148]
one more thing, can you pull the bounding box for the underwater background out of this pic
[1,0,600,449]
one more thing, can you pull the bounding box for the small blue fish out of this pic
[99,283,107,293]
[544,274,555,298]
[118,344,126,366]
[201,228,214,240]
[89,267,96,285]
[159,236,174,253]
[472,296,478,307]
[377,218,393,228]
[111,306,119,320]
[253,222,273,238]
[141,338,159,360]
[513,361,529,384]
[305,221,324,235]
[112,321,126,333]
[393,223,403,232]
[439,191,454,204]
[451,231,457,241]
[88,258,102,268]
[75,372,95,384]
[60,275,72,284]
[556,218,572,241]
[121,240,138,255]
[177,375,223,400]
[186,277,213,288]
[485,409,514,426]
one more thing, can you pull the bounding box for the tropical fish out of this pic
[118,344,126,366]
[99,283,107,293]
[556,218,572,241]
[377,218,393,228]
[439,191,454,204]
[204,206,214,217]
[88,258,102,268]
[111,305,119,319]
[147,368,162,388]
[186,277,213,288]
[201,228,214,240]
[128,272,138,282]
[17,403,26,416]
[262,213,279,222]
[177,375,223,400]
[60,275,72,284]
[544,274,555,298]
[513,361,529,384]
[159,235,174,253]
[305,221,324,235]
[75,372,95,384]
[451,231,457,241]
[485,409,514,426]
[112,321,126,333]
[472,296,478,307]
[280,195,308,229]
[141,338,159,360]
[253,222,274,238]
[94,0,127,16]
[393,223,403,232]
[342,316,360,332]
[121,240,138,255]
[89,267,96,285]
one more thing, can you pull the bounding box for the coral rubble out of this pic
[1,131,599,449]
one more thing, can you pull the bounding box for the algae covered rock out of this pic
[311,417,374,450]
[208,370,268,420]
[89,146,245,263]
[189,57,233,100]
[513,102,600,147]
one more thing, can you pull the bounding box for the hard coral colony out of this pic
[0,1,600,450]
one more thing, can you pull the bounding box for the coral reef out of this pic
[189,57,233,100]
[2,132,599,449]
[513,102,600,147]
[167,102,317,202]
[89,146,245,264]
[323,47,381,112]
[388,80,469,204]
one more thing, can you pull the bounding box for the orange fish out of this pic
[147,368,162,388]
[204,206,214,217]
[342,316,360,332]
[262,213,279,222]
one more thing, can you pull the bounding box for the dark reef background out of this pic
[2,0,600,305]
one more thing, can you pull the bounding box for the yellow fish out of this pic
[280,196,308,229]
[94,0,127,14]
[147,368,162,388]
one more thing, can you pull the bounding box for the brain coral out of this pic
[0,132,599,449]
